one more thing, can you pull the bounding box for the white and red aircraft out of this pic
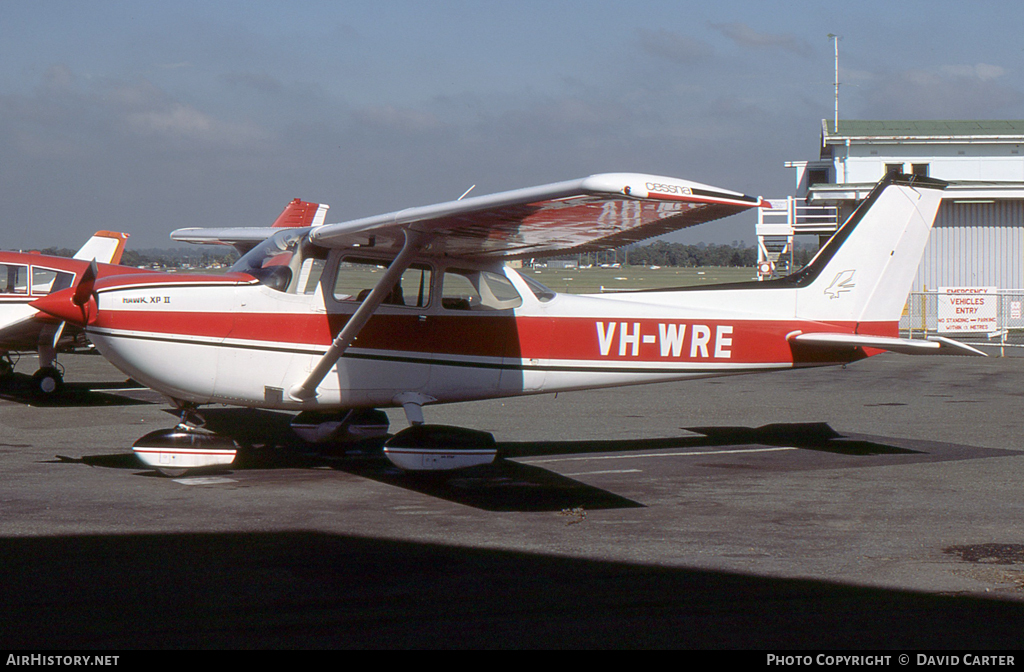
[32,171,980,475]
[0,230,132,393]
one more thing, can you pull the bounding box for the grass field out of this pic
[524,265,759,294]
[328,264,761,300]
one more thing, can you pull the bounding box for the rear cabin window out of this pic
[519,274,556,302]
[441,269,522,311]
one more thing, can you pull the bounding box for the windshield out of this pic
[230,228,316,292]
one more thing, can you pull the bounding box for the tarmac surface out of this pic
[2,347,1024,649]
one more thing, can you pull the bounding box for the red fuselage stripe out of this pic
[93,309,896,365]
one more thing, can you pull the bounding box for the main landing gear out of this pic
[32,366,64,395]
[381,393,498,471]
[131,399,499,476]
[0,355,65,395]
[132,405,238,477]
[383,424,497,471]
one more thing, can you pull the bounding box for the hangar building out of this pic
[759,120,1024,292]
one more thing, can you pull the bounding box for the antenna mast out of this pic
[828,34,840,133]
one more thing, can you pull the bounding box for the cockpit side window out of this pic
[31,267,75,295]
[332,257,432,308]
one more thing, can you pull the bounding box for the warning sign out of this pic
[937,287,997,333]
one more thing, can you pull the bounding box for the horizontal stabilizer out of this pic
[170,226,279,249]
[790,332,986,357]
[171,198,329,254]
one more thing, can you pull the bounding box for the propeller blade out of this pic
[73,260,98,307]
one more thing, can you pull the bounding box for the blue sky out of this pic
[3,1,1024,249]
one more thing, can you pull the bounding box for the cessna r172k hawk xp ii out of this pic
[33,171,982,475]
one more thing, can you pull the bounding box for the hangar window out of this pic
[807,168,830,185]
[885,163,905,176]
[912,163,930,177]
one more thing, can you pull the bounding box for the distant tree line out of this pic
[622,241,757,268]
[560,241,820,269]
[34,246,238,268]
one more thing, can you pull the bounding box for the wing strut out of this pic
[288,229,425,401]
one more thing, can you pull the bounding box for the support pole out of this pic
[288,229,424,401]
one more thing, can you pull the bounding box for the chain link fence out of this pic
[901,290,1024,356]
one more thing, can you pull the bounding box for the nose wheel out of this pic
[0,355,14,379]
[32,366,64,395]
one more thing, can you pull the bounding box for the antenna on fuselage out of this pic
[458,185,476,201]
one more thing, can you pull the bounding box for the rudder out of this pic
[790,173,946,324]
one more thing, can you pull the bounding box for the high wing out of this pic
[171,198,330,253]
[308,173,765,259]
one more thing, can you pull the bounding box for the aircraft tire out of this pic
[33,367,64,395]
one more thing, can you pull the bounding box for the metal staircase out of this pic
[756,198,838,278]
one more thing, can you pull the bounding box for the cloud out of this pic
[710,22,814,57]
[857,64,1022,119]
[940,63,1007,82]
[42,64,75,89]
[352,105,445,134]
[636,28,714,64]
[126,104,215,137]
[4,67,270,151]
[220,71,286,95]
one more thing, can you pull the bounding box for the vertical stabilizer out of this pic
[72,231,130,264]
[791,174,946,324]
[272,199,330,229]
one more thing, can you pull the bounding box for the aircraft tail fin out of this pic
[72,231,130,265]
[170,198,330,254]
[272,198,330,228]
[787,173,946,324]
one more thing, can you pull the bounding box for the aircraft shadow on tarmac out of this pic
[500,421,921,459]
[53,407,928,513]
[4,529,1024,649]
[0,372,153,407]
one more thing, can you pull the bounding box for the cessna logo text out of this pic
[645,182,692,197]
[596,322,732,358]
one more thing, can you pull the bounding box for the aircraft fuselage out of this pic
[78,251,880,411]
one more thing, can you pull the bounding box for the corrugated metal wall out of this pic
[912,200,1024,291]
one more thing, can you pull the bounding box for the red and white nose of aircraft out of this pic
[31,288,89,325]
